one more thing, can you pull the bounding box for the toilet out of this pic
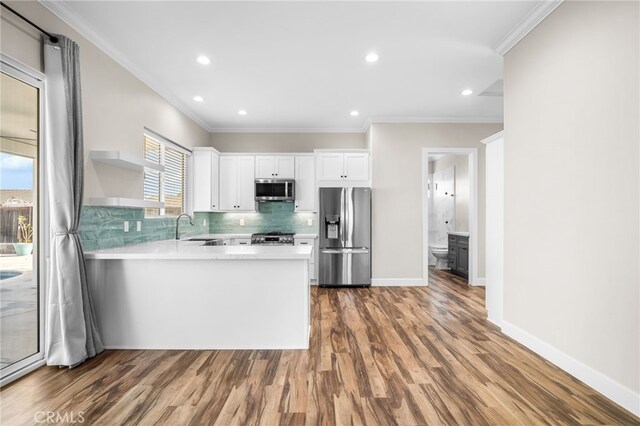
[430,246,449,269]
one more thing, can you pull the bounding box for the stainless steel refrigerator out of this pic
[318,187,371,287]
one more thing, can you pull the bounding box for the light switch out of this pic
[123,221,129,232]
[240,219,245,226]
[136,221,141,232]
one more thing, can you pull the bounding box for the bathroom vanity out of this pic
[448,232,469,279]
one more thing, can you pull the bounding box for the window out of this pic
[143,130,191,217]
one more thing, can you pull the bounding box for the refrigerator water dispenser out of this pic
[325,215,340,239]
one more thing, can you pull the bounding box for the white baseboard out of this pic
[501,321,640,417]
[471,277,486,286]
[371,278,427,287]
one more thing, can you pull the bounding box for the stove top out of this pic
[251,232,295,245]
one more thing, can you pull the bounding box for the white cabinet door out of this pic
[219,156,238,211]
[317,153,344,180]
[275,156,295,179]
[343,153,369,181]
[230,238,251,246]
[210,151,219,210]
[192,150,213,211]
[255,156,275,178]
[294,156,315,212]
[236,156,256,211]
[295,238,316,280]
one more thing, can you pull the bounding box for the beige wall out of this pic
[210,132,366,153]
[1,1,210,202]
[504,1,639,394]
[369,123,502,279]
[432,154,470,232]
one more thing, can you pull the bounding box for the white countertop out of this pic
[448,231,470,237]
[84,239,313,260]
[185,233,318,239]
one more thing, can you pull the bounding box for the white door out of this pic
[317,153,344,180]
[211,151,219,211]
[295,156,315,212]
[236,156,256,211]
[255,156,275,178]
[343,153,369,181]
[275,156,295,179]
[192,150,212,211]
[219,156,238,211]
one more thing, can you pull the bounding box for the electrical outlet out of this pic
[203,219,207,226]
[307,219,313,226]
[123,221,129,232]
[136,221,141,232]
[240,219,245,226]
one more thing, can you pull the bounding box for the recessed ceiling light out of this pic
[365,52,379,63]
[196,55,210,65]
[193,95,204,102]
[461,89,474,96]
[350,110,359,117]
[238,110,248,116]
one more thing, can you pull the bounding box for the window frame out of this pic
[143,129,191,218]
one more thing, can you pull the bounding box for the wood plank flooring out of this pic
[1,269,638,425]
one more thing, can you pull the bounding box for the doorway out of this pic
[422,147,479,286]
[0,57,45,385]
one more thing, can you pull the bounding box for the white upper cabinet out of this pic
[294,155,315,212]
[316,151,369,183]
[192,148,219,212]
[343,153,369,181]
[317,153,344,180]
[255,155,294,179]
[219,156,255,211]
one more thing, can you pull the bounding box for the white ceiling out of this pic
[48,1,541,132]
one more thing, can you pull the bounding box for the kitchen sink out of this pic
[201,239,223,246]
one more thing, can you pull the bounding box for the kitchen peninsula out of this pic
[84,240,312,350]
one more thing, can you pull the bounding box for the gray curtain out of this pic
[43,35,103,367]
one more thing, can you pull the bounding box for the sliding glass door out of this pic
[0,60,45,384]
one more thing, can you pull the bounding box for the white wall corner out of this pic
[493,1,564,56]
[501,321,640,417]
[38,0,213,132]
[371,278,428,287]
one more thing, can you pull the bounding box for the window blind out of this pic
[143,132,190,217]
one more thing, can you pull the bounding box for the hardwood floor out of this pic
[1,269,638,425]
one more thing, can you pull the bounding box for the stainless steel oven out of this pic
[254,179,295,202]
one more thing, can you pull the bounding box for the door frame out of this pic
[0,53,48,387]
[422,147,479,286]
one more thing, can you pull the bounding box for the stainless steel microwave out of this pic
[254,179,295,202]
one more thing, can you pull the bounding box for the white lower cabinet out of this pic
[230,238,251,246]
[295,238,316,281]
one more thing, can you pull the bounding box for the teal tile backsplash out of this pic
[208,202,317,234]
[79,203,316,250]
[79,206,208,251]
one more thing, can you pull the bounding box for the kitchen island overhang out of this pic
[84,241,312,350]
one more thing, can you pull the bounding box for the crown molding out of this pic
[38,0,213,132]
[493,0,564,56]
[367,116,504,125]
[480,130,504,145]
[209,127,367,134]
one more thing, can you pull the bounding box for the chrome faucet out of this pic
[175,213,194,240]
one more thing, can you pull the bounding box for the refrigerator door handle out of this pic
[321,248,369,254]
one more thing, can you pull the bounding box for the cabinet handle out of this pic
[300,242,308,245]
